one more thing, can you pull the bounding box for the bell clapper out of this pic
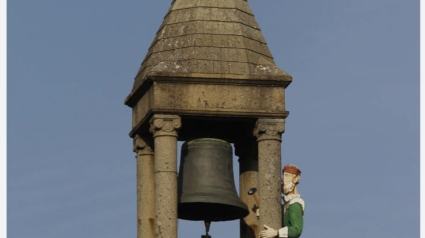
[201,220,211,238]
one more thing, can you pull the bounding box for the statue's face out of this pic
[282,172,296,195]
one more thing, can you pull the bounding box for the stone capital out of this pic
[149,114,181,138]
[254,118,285,142]
[133,135,154,155]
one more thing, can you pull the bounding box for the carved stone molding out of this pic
[254,118,285,142]
[133,135,154,156]
[149,114,181,138]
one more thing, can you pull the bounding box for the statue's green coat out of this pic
[282,203,303,238]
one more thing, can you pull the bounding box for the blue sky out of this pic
[7,0,419,238]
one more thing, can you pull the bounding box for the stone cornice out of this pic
[124,75,291,108]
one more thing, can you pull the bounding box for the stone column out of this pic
[235,139,259,238]
[149,114,181,238]
[134,135,155,238]
[254,118,285,234]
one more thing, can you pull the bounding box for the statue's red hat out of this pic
[282,164,301,175]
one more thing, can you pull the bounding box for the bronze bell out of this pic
[178,138,249,221]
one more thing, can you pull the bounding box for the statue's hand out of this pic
[260,225,278,238]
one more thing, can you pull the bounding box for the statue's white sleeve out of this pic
[278,227,288,238]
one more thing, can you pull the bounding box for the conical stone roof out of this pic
[127,0,292,104]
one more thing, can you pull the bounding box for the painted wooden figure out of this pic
[259,164,304,238]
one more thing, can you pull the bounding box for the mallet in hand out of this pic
[248,187,259,206]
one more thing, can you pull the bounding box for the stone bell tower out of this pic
[125,0,292,238]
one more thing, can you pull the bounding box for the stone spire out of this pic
[126,0,292,105]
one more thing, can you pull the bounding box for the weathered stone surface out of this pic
[134,136,155,238]
[126,0,292,104]
[130,81,286,129]
[150,115,181,238]
[255,118,285,235]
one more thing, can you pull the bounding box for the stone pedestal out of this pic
[134,135,155,238]
[236,139,259,238]
[150,114,181,238]
[254,119,285,234]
